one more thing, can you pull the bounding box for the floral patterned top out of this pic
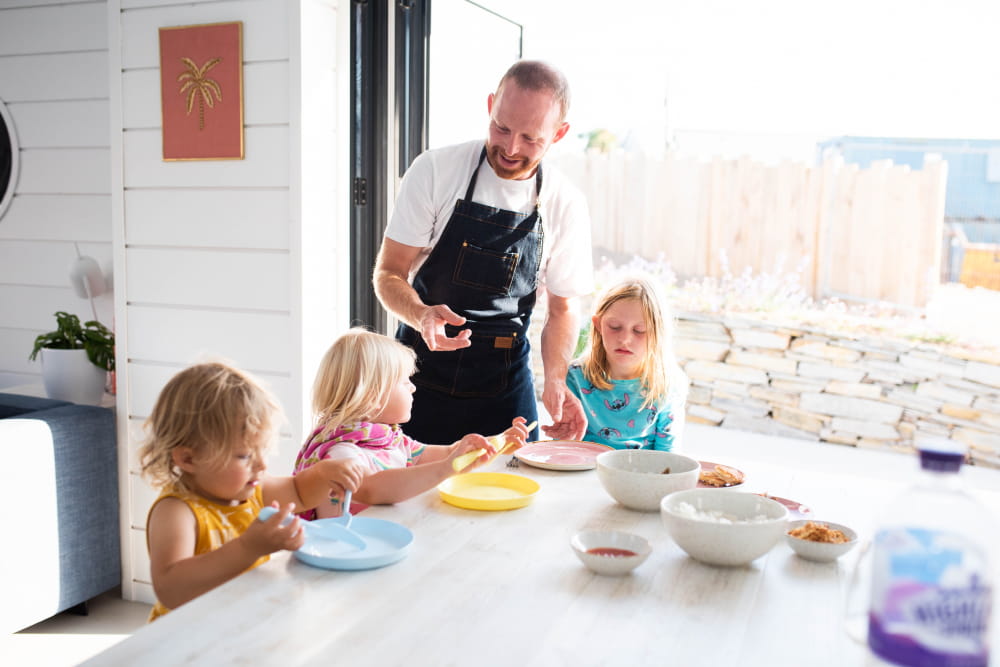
[292,421,426,519]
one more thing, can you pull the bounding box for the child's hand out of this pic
[318,458,367,506]
[448,433,492,468]
[495,416,530,454]
[244,502,306,556]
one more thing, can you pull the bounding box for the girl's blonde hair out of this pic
[312,328,416,436]
[580,277,681,411]
[138,362,282,490]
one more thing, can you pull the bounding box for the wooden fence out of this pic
[549,151,948,308]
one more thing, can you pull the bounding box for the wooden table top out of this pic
[85,424,1000,666]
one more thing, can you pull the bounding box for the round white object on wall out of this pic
[0,98,20,222]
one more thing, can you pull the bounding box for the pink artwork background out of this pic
[159,22,243,160]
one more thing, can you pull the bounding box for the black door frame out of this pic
[349,0,430,331]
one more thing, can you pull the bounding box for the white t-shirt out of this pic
[386,140,594,298]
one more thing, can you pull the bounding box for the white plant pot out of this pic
[41,348,106,406]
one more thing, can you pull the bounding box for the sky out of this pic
[432,0,1000,162]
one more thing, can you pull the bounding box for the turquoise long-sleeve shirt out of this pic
[566,364,684,451]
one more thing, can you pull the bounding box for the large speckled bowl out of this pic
[596,449,700,511]
[660,489,789,566]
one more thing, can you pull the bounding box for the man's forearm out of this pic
[373,268,425,330]
[540,297,579,385]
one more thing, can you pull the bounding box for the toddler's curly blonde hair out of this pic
[138,362,282,491]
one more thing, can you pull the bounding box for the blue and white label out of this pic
[868,528,993,667]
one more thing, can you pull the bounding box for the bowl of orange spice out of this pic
[785,519,858,562]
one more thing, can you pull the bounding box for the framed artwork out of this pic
[158,21,244,161]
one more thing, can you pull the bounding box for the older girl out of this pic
[567,278,688,450]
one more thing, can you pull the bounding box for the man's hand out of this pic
[541,379,586,440]
[419,304,472,351]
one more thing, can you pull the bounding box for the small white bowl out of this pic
[784,519,858,562]
[660,489,789,566]
[570,530,652,576]
[596,449,701,511]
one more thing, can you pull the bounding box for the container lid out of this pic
[916,439,966,473]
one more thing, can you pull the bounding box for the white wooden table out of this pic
[85,425,1000,666]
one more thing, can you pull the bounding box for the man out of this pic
[373,60,593,445]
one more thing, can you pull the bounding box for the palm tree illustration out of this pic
[177,57,223,130]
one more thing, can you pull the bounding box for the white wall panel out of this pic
[122,126,289,187]
[121,0,289,69]
[0,0,92,8]
[17,148,111,194]
[126,305,292,372]
[8,100,110,148]
[0,194,111,242]
[0,285,86,330]
[126,247,290,311]
[123,61,290,129]
[0,327,45,377]
[126,361,292,423]
[0,3,107,56]
[125,189,289,249]
[0,52,109,102]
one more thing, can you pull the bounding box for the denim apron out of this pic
[396,147,543,444]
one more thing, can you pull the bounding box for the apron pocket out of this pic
[453,241,519,295]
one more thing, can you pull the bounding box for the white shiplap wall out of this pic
[0,0,114,387]
[111,0,350,603]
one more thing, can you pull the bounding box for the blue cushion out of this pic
[0,392,72,419]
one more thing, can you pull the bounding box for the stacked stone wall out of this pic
[675,312,1000,468]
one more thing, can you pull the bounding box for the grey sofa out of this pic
[0,392,120,633]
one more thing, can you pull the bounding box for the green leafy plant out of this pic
[29,311,115,372]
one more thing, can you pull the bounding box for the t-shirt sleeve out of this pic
[542,186,595,298]
[385,150,438,248]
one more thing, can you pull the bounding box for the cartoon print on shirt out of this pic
[598,426,621,439]
[604,393,630,411]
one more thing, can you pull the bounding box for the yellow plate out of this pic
[437,472,540,511]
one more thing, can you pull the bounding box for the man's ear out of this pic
[172,447,197,473]
[487,92,495,115]
[552,121,570,144]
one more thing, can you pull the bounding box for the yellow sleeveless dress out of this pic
[147,484,268,621]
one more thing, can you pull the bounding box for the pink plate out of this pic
[755,493,812,518]
[514,440,613,471]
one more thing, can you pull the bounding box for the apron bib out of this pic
[397,147,544,443]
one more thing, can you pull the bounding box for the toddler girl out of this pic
[567,278,688,450]
[138,362,366,621]
[294,328,529,516]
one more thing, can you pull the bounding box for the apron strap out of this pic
[465,146,543,208]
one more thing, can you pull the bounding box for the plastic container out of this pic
[862,440,996,666]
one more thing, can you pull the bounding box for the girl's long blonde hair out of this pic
[312,328,416,437]
[138,362,282,491]
[579,278,682,411]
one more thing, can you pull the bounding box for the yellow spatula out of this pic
[451,421,536,472]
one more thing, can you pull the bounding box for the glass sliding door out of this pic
[349,0,521,331]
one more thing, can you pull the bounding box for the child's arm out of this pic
[358,418,530,504]
[147,498,304,611]
[653,397,685,452]
[264,458,367,510]
[353,433,490,504]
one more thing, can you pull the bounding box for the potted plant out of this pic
[28,311,115,405]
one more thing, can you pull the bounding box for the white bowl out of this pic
[595,450,701,511]
[570,530,652,576]
[660,489,789,566]
[784,519,858,562]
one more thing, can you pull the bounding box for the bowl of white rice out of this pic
[660,488,789,566]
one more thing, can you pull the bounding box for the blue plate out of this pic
[294,516,413,571]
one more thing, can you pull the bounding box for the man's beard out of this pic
[486,144,541,181]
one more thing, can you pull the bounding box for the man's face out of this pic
[486,81,569,180]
